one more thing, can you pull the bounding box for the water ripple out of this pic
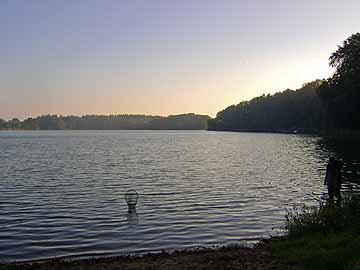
[0,130,359,263]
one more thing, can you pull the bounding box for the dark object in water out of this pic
[125,190,138,213]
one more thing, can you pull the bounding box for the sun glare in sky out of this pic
[1,0,359,119]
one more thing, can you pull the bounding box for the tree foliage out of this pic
[208,80,323,133]
[0,114,209,130]
[209,33,360,134]
[317,33,360,130]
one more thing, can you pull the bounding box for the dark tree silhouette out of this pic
[317,33,360,131]
[0,114,210,130]
[209,33,360,137]
[0,118,6,129]
[7,118,21,129]
[208,80,323,133]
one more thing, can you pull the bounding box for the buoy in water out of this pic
[125,189,138,213]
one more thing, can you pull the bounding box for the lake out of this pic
[0,130,359,262]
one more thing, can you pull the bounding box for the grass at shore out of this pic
[271,193,360,270]
[272,231,360,270]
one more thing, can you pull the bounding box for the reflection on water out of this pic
[126,213,139,225]
[317,138,360,193]
[0,130,359,262]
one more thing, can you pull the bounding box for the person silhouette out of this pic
[334,159,343,199]
[324,157,342,200]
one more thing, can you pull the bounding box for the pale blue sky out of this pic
[1,0,359,119]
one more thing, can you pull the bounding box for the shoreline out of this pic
[0,242,255,265]
[1,239,285,270]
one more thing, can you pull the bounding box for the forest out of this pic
[208,33,360,136]
[0,113,210,130]
[208,80,323,133]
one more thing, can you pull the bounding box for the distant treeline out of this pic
[0,113,210,130]
[209,33,360,136]
[208,80,322,133]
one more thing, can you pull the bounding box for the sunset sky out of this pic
[1,0,359,120]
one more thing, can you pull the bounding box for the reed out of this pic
[272,193,360,270]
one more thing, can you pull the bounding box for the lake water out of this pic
[1,130,359,263]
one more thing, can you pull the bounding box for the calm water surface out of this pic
[0,130,359,262]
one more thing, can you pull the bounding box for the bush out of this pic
[284,193,360,238]
[272,193,360,270]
